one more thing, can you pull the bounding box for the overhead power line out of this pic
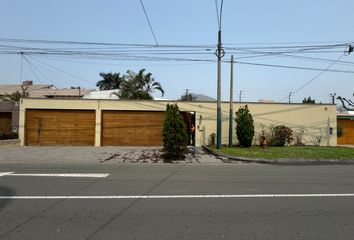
[278,54,346,102]
[235,60,354,74]
[27,55,94,85]
[139,0,159,47]
[291,54,345,95]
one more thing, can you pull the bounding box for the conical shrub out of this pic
[162,104,188,160]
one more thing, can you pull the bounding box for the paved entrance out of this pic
[0,146,222,164]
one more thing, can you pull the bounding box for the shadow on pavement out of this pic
[0,186,15,212]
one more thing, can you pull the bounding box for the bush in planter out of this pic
[235,105,255,148]
[269,125,294,146]
[162,103,188,161]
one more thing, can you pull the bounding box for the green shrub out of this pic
[209,133,216,146]
[162,103,188,161]
[235,105,255,147]
[269,125,294,146]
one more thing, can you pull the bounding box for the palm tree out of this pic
[96,72,124,90]
[118,69,164,100]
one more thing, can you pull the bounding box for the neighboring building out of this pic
[337,112,354,145]
[0,101,19,134]
[83,89,173,101]
[0,81,94,99]
[30,88,95,99]
[0,81,94,137]
[0,81,55,98]
[19,98,337,147]
[83,89,119,100]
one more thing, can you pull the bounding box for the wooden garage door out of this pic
[0,112,12,134]
[338,119,354,145]
[25,109,95,146]
[102,111,164,146]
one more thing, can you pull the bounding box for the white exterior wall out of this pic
[19,99,337,147]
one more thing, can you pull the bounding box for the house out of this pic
[0,81,94,99]
[83,89,119,99]
[0,101,19,134]
[0,80,55,98]
[83,89,173,101]
[30,88,95,99]
[18,98,337,147]
[0,81,94,137]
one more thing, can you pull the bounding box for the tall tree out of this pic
[96,72,124,90]
[337,96,354,111]
[118,69,164,100]
[302,96,316,104]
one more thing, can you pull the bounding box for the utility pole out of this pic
[215,0,224,149]
[288,92,292,103]
[216,30,224,149]
[20,52,24,85]
[228,55,234,147]
[239,90,242,102]
[330,93,336,104]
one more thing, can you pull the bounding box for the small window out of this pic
[329,127,333,135]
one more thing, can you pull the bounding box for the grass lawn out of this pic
[218,146,354,159]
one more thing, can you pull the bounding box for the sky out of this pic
[0,0,353,103]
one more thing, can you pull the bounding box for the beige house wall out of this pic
[19,98,337,147]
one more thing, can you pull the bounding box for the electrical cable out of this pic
[23,56,43,84]
[234,60,354,74]
[278,54,345,102]
[26,55,95,85]
[139,0,159,47]
[23,55,65,88]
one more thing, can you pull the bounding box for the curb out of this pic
[202,145,354,165]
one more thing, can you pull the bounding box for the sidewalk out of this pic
[0,145,223,164]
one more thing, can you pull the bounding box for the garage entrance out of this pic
[338,119,354,145]
[0,112,12,134]
[101,110,196,146]
[182,111,196,146]
[25,109,95,146]
[102,111,165,146]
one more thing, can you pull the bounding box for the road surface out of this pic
[1,161,354,239]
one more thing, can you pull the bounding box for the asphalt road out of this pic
[1,161,354,239]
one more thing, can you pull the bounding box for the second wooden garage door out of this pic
[102,111,164,146]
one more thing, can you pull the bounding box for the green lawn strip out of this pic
[218,146,354,159]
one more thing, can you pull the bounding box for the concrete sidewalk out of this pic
[0,145,222,164]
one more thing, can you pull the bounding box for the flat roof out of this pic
[19,97,336,106]
[337,114,354,120]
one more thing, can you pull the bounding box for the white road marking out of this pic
[0,172,109,178]
[0,172,14,177]
[1,193,354,200]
